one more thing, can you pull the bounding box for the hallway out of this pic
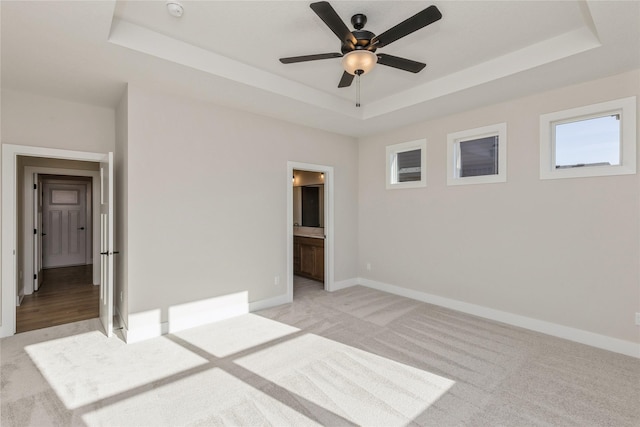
[16,265,99,333]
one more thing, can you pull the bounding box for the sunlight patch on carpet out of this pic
[235,333,455,426]
[25,331,207,409]
[173,313,300,357]
[81,367,321,426]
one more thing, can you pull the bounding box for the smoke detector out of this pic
[166,2,184,18]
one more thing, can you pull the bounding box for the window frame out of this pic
[386,139,427,190]
[447,123,507,186]
[539,96,636,180]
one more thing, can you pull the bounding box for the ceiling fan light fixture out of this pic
[342,50,377,75]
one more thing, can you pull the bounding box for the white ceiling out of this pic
[2,1,639,137]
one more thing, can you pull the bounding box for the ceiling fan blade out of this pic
[376,53,426,73]
[310,1,356,45]
[280,53,342,64]
[371,5,442,49]
[338,71,354,88]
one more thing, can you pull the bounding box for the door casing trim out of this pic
[1,143,107,337]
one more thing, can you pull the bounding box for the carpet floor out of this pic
[1,282,639,426]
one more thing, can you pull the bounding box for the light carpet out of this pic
[1,282,639,426]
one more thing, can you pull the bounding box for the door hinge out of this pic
[34,183,37,190]
[34,228,37,235]
[33,274,37,280]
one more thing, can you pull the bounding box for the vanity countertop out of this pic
[293,226,324,239]
[294,233,325,239]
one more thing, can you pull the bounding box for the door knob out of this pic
[78,227,85,230]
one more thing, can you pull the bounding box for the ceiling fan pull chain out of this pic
[356,73,361,107]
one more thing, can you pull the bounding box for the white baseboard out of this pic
[123,309,167,344]
[123,292,249,343]
[114,305,127,331]
[123,322,168,344]
[168,292,249,334]
[330,278,358,292]
[122,291,295,344]
[358,278,640,359]
[249,293,290,312]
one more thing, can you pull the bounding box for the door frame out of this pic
[1,144,107,338]
[23,167,100,295]
[286,161,334,302]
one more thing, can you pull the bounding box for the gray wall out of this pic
[124,85,359,324]
[115,86,129,329]
[1,89,115,152]
[357,70,640,344]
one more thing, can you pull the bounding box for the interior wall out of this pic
[125,85,358,323]
[18,158,101,170]
[1,89,115,152]
[115,87,129,329]
[358,69,640,344]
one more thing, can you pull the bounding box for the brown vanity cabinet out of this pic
[293,236,324,282]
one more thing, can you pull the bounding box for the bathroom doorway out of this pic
[293,169,325,297]
[287,162,334,302]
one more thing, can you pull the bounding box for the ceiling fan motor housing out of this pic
[341,29,377,53]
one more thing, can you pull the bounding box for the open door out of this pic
[99,152,114,337]
[32,173,42,291]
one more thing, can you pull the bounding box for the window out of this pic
[386,139,427,189]
[540,96,636,179]
[447,123,507,186]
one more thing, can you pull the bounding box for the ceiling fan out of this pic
[279,1,442,91]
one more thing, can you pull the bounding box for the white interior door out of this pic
[32,174,42,291]
[100,152,114,337]
[42,181,88,268]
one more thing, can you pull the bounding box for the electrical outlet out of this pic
[366,262,371,271]
[274,275,280,286]
[19,270,23,280]
[635,312,640,326]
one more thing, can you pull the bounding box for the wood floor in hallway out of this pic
[16,265,99,333]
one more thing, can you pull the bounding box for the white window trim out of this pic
[386,139,427,189]
[447,123,507,186]
[540,96,636,180]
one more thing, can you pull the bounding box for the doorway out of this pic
[1,145,112,339]
[287,162,334,302]
[19,168,99,333]
[293,169,325,297]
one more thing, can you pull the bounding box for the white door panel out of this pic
[99,152,114,338]
[33,174,40,291]
[42,182,87,268]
